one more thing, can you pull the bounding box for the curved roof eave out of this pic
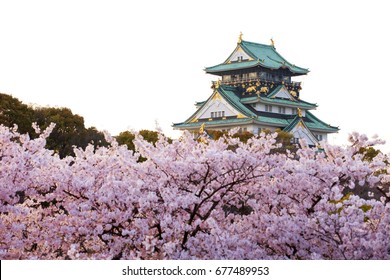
[218,86,257,118]
[205,61,261,74]
[205,61,308,75]
[205,40,309,75]
[240,40,309,74]
[305,111,340,132]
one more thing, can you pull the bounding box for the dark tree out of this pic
[0,93,35,134]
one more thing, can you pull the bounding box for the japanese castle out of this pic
[173,34,338,146]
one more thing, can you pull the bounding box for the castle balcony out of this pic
[212,78,301,91]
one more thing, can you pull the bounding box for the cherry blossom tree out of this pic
[0,124,389,259]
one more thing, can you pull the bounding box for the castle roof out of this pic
[205,40,309,75]
[173,85,338,133]
[174,35,338,144]
[240,84,317,109]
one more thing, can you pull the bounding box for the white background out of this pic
[2,260,389,280]
[0,0,389,152]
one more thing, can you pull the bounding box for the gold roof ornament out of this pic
[198,123,209,144]
[259,86,269,94]
[297,108,302,118]
[270,38,275,47]
[238,32,243,43]
[246,85,257,93]
[199,123,205,134]
[215,79,221,89]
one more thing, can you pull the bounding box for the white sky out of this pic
[0,0,389,152]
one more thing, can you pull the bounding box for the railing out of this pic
[212,79,301,89]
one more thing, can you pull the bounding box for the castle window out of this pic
[291,138,300,144]
[278,106,285,114]
[211,111,225,118]
[222,75,231,82]
[249,72,257,79]
[265,105,273,112]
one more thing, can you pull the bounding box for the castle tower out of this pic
[173,34,338,146]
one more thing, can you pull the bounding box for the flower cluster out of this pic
[0,125,389,259]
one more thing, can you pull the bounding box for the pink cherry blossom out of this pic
[0,125,389,259]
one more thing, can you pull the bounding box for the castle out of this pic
[173,34,338,146]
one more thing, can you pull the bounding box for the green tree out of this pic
[207,128,295,152]
[116,130,162,151]
[274,129,296,153]
[207,130,254,143]
[139,129,160,144]
[1,93,109,158]
[34,107,109,158]
[82,127,108,150]
[116,131,136,151]
[0,93,35,134]
[358,146,381,162]
[34,107,87,157]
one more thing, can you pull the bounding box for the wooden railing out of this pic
[213,79,301,89]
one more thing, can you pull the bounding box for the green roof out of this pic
[256,111,339,133]
[195,101,206,107]
[173,117,253,129]
[240,85,317,109]
[304,111,339,132]
[266,84,289,98]
[241,41,309,74]
[205,40,309,75]
[176,85,256,125]
[198,85,317,110]
[256,115,290,126]
[206,60,260,73]
[173,84,338,134]
[260,97,316,109]
[283,116,303,132]
[218,86,257,118]
[283,114,339,134]
[241,92,318,110]
[174,113,339,133]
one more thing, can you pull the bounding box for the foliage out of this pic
[270,128,296,153]
[34,107,85,157]
[358,146,381,162]
[208,130,254,143]
[0,93,35,135]
[116,129,168,152]
[116,131,136,151]
[0,93,108,158]
[0,126,389,260]
[208,128,294,152]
